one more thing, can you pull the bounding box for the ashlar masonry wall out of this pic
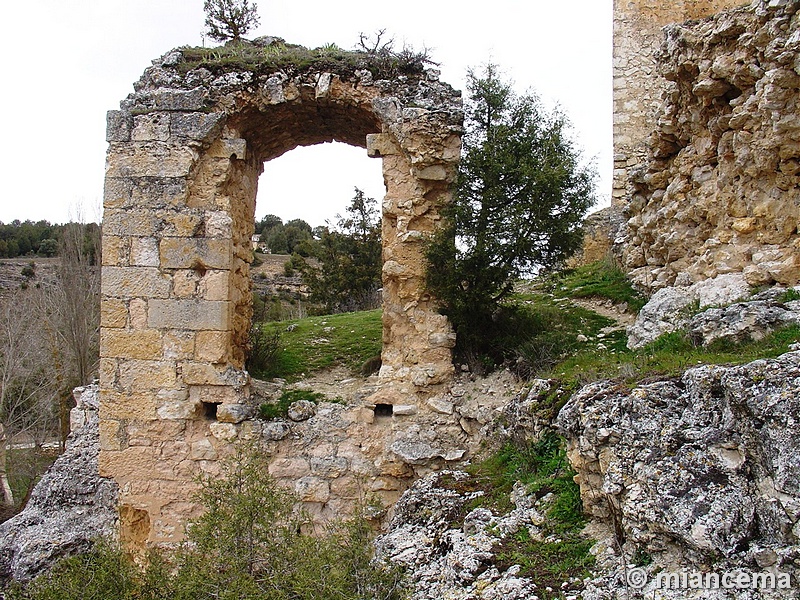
[99,48,463,548]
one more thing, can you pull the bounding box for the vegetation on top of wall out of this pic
[176,32,436,80]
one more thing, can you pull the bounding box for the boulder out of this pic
[0,385,119,583]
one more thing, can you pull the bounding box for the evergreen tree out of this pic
[426,64,596,358]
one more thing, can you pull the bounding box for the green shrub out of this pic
[259,389,325,420]
[10,446,404,600]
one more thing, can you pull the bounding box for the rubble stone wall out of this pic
[100,49,463,549]
[615,0,800,290]
[612,0,747,208]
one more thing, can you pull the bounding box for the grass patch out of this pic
[549,325,800,398]
[176,39,432,80]
[253,309,382,381]
[259,389,325,420]
[505,292,617,378]
[543,257,647,313]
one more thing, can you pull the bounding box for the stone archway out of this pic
[99,47,462,546]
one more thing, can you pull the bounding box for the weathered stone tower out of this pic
[612,0,748,207]
[99,46,463,548]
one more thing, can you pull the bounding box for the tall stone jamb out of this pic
[99,50,462,549]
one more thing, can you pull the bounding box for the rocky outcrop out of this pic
[375,471,543,600]
[557,352,800,598]
[0,385,118,583]
[621,1,800,291]
[627,273,753,348]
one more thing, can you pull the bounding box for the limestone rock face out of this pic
[557,353,800,596]
[375,471,540,600]
[620,1,800,291]
[0,385,118,583]
[628,280,800,349]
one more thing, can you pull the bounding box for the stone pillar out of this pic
[100,108,256,545]
[612,0,748,207]
[368,132,459,392]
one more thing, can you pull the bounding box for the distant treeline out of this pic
[0,220,100,259]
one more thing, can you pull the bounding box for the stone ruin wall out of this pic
[612,0,748,208]
[615,0,800,290]
[98,50,480,550]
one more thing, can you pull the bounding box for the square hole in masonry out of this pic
[373,403,393,418]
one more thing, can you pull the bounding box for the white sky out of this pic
[0,0,612,228]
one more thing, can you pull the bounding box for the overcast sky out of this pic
[0,0,612,227]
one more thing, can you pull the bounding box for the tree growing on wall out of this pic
[426,64,596,362]
[203,0,260,43]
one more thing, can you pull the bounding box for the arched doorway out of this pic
[100,46,462,546]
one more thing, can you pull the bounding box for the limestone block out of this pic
[205,211,233,238]
[132,87,209,111]
[309,457,349,478]
[105,144,196,179]
[315,72,332,98]
[209,422,238,441]
[414,165,448,181]
[130,237,160,267]
[262,421,291,441]
[393,405,418,416]
[101,299,128,328]
[170,112,225,141]
[119,359,177,392]
[427,396,454,415]
[101,236,129,267]
[103,267,171,299]
[107,110,132,142]
[162,330,196,360]
[172,270,198,298]
[217,403,253,423]
[295,476,330,503]
[99,419,126,452]
[269,458,311,479]
[181,362,246,387]
[159,212,204,237]
[159,238,231,270]
[188,385,241,405]
[103,210,161,238]
[100,329,163,360]
[195,330,229,363]
[99,389,155,421]
[129,299,148,329]
[147,299,230,331]
[191,438,217,460]
[132,113,171,142]
[199,271,229,301]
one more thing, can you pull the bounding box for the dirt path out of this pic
[570,297,635,333]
